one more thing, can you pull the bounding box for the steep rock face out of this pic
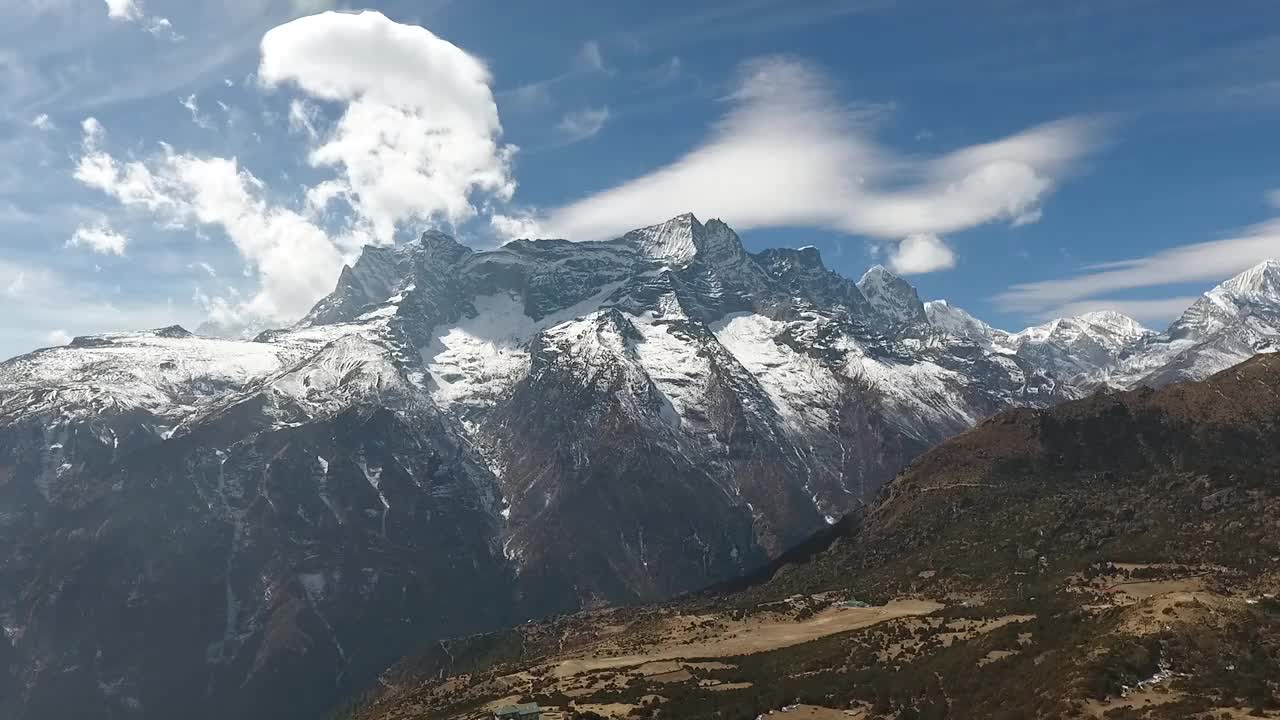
[0,322,514,720]
[12,215,1274,720]
[856,265,928,326]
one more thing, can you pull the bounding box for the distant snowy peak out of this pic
[1171,259,1280,341]
[1015,311,1151,350]
[1218,258,1280,299]
[1004,310,1152,383]
[621,212,751,269]
[924,300,1002,346]
[857,265,927,326]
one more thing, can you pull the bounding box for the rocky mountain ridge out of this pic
[2,213,1279,720]
[347,352,1280,720]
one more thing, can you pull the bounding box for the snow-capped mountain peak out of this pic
[624,212,702,265]
[924,300,1002,347]
[857,265,927,326]
[1169,258,1280,342]
[621,212,752,271]
[6,213,1280,720]
[1215,258,1280,300]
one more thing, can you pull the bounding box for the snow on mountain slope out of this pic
[1099,259,1280,388]
[1005,311,1153,382]
[711,312,845,434]
[857,265,928,326]
[5,208,1278,720]
[0,326,317,423]
[924,300,1007,349]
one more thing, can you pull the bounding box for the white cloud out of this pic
[30,114,54,131]
[104,0,141,21]
[540,57,1101,242]
[557,106,610,144]
[144,16,181,41]
[258,10,516,246]
[180,94,213,130]
[69,222,129,255]
[46,329,72,346]
[995,218,1280,317]
[103,0,178,39]
[72,119,345,322]
[888,233,956,275]
[81,117,105,146]
[490,211,542,241]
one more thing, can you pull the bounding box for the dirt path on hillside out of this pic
[550,598,942,678]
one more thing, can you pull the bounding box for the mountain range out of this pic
[2,213,1279,720]
[353,352,1280,720]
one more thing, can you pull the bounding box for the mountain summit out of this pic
[1,216,1278,720]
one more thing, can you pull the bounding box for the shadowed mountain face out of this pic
[348,353,1280,720]
[1,214,1278,720]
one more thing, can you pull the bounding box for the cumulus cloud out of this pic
[490,211,543,241]
[30,114,54,131]
[68,222,129,255]
[540,57,1101,247]
[104,0,141,21]
[258,10,516,247]
[888,233,956,275]
[557,106,610,144]
[72,118,344,322]
[46,329,72,346]
[995,218,1280,318]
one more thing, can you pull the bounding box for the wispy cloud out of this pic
[540,57,1102,259]
[179,93,214,130]
[1048,296,1203,326]
[103,0,180,40]
[0,258,192,358]
[576,40,609,75]
[498,40,613,112]
[622,0,894,48]
[556,106,610,144]
[68,221,129,256]
[995,218,1280,318]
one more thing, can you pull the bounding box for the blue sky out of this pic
[2,0,1279,359]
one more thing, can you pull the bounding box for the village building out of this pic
[493,702,541,719]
